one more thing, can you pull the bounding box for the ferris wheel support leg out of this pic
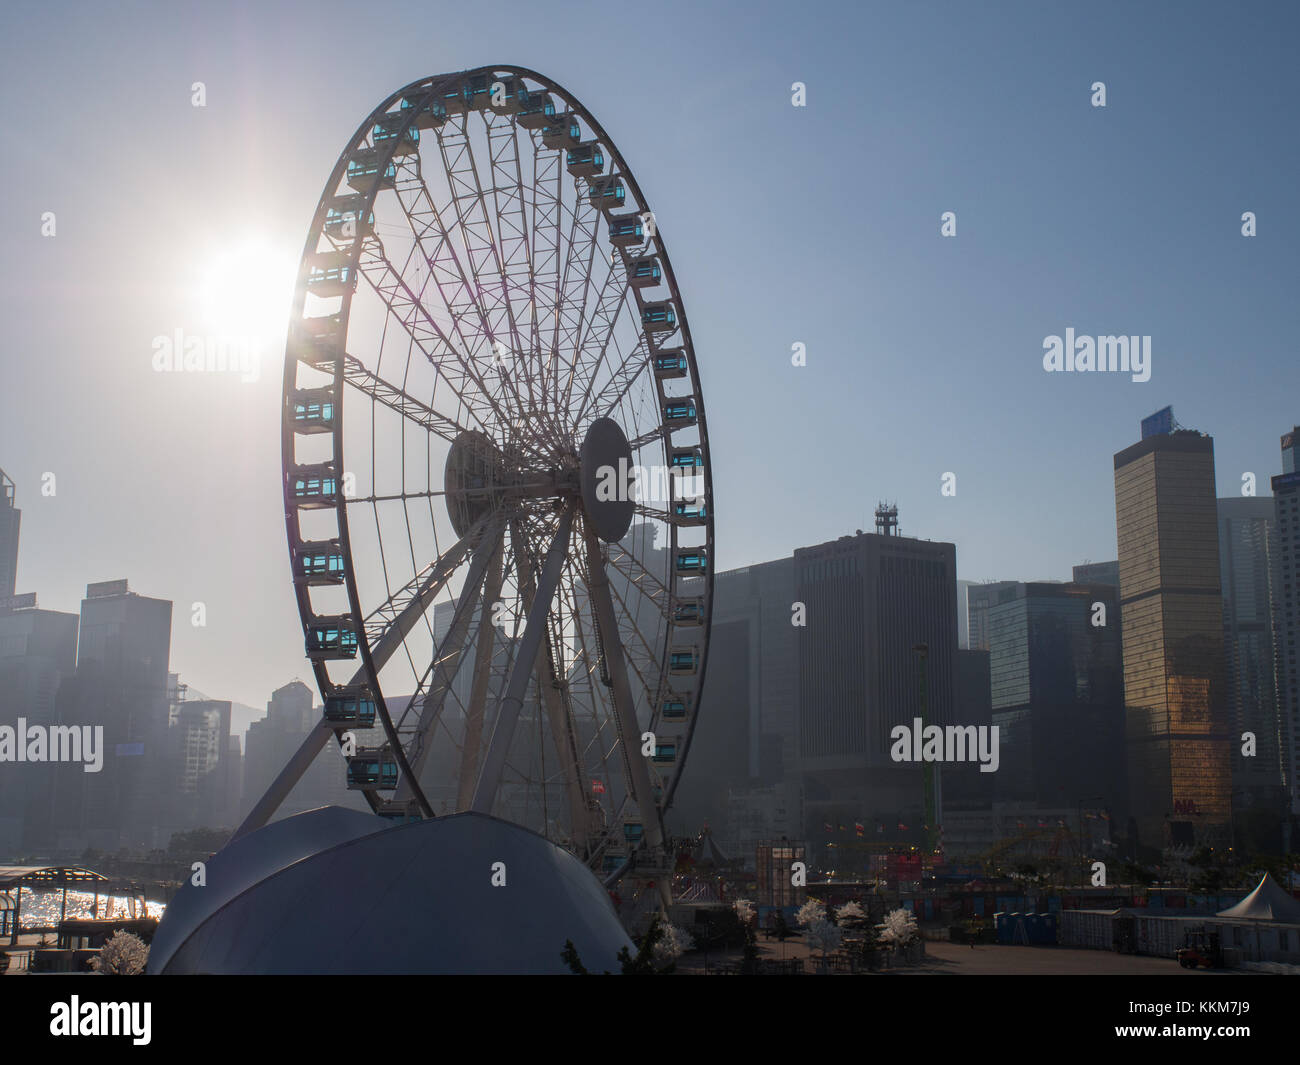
[394,522,503,801]
[231,722,334,841]
[470,506,574,815]
[456,537,505,811]
[509,520,592,851]
[581,525,666,857]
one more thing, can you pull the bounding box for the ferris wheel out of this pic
[239,66,713,891]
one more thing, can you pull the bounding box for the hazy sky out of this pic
[1,0,1296,709]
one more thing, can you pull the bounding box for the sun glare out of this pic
[196,237,299,345]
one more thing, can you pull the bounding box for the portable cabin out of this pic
[346,147,396,192]
[673,598,704,625]
[669,648,699,675]
[669,446,703,470]
[323,194,374,240]
[675,548,708,575]
[660,695,691,723]
[290,314,344,371]
[663,398,697,426]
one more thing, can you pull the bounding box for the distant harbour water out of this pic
[16,889,166,930]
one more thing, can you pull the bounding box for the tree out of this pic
[806,918,842,960]
[772,909,791,942]
[796,898,826,929]
[836,900,867,928]
[90,931,149,975]
[878,907,918,949]
[616,915,677,974]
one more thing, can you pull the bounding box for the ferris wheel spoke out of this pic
[342,354,471,445]
[393,161,530,434]
[355,234,510,437]
[471,505,575,815]
[362,512,495,670]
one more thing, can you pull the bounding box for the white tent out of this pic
[1216,873,1300,923]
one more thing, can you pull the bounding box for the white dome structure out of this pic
[149,808,632,974]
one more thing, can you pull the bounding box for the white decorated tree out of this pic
[733,898,756,925]
[835,900,867,928]
[878,907,919,949]
[89,931,150,975]
[796,898,826,929]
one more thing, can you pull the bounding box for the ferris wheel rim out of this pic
[279,65,715,862]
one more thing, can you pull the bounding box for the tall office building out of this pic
[1271,427,1300,818]
[966,581,1019,652]
[0,599,79,852]
[797,527,957,850]
[0,469,19,599]
[1217,496,1286,834]
[56,580,174,851]
[668,557,798,853]
[1073,561,1120,587]
[1114,417,1231,849]
[984,581,1125,812]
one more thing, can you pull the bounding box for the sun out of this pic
[196,237,299,345]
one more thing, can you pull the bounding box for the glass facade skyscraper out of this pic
[1114,426,1232,848]
[1271,427,1300,818]
[985,582,1125,812]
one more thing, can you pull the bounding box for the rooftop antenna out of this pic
[875,502,898,537]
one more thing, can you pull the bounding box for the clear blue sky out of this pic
[1,0,1296,707]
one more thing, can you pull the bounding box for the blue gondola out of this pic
[566,142,604,177]
[622,820,644,845]
[400,94,449,129]
[641,302,676,332]
[323,196,374,240]
[676,549,708,574]
[673,501,707,524]
[652,742,678,766]
[306,251,356,297]
[346,748,398,789]
[290,315,343,371]
[346,149,396,192]
[516,91,556,128]
[371,114,419,155]
[293,540,346,585]
[306,616,358,660]
[291,387,336,433]
[654,350,687,378]
[290,464,339,508]
[670,447,703,469]
[673,599,703,624]
[661,698,689,721]
[664,400,696,423]
[670,649,698,674]
[607,214,644,247]
[323,687,376,727]
[542,113,581,148]
[587,177,625,211]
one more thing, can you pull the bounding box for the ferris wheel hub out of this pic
[579,416,634,543]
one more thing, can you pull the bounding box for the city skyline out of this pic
[1,1,1298,707]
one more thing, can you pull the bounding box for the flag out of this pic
[855,822,864,837]
[897,821,908,830]
[824,822,833,833]
[591,779,605,794]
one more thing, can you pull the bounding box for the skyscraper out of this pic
[1217,496,1286,835]
[0,469,19,600]
[985,581,1125,812]
[966,581,1019,652]
[797,528,957,849]
[1271,427,1300,819]
[1114,419,1231,849]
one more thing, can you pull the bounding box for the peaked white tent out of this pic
[1216,873,1300,923]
